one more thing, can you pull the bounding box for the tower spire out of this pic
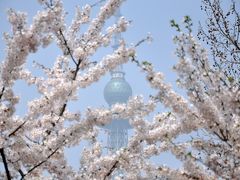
[112,8,123,73]
[112,8,122,49]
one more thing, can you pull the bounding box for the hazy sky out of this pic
[0,0,205,116]
[0,0,209,171]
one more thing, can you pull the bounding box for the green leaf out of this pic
[228,76,234,83]
[170,19,180,32]
[167,112,171,117]
[142,61,152,66]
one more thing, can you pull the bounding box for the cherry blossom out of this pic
[0,0,239,179]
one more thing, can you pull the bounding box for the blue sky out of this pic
[0,0,210,171]
[0,0,206,114]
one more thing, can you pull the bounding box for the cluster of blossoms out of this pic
[0,0,239,179]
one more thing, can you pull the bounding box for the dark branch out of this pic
[58,29,78,66]
[20,146,61,179]
[0,148,11,180]
[213,131,232,148]
[59,103,67,116]
[18,169,24,179]
[8,121,27,137]
[103,160,119,180]
[8,107,56,139]
[0,86,5,100]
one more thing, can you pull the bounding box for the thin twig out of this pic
[20,146,61,179]
[213,131,232,148]
[8,121,27,137]
[58,29,78,66]
[134,38,148,48]
[90,0,105,8]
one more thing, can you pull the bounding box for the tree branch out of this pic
[213,131,232,148]
[20,145,61,179]
[0,86,5,100]
[8,121,27,137]
[18,169,24,179]
[58,29,78,66]
[0,148,11,180]
[103,160,119,180]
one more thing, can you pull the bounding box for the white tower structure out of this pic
[103,9,132,153]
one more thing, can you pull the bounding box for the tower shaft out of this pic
[108,128,128,153]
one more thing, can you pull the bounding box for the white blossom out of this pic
[0,0,239,179]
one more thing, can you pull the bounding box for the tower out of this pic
[104,70,132,152]
[103,8,133,153]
